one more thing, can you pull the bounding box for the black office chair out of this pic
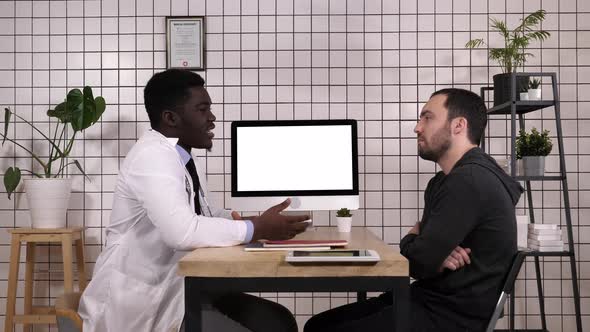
[485,251,527,332]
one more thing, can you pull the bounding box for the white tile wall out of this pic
[0,0,589,331]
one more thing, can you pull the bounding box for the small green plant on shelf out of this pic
[336,208,352,218]
[529,78,541,89]
[1,86,106,198]
[515,127,553,159]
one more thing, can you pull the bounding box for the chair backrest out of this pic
[485,251,527,332]
[55,292,83,332]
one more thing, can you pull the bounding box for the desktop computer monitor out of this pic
[231,119,359,211]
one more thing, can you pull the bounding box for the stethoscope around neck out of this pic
[198,186,213,217]
[184,172,213,217]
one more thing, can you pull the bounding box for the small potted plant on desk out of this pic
[1,87,105,228]
[516,127,553,176]
[465,9,550,106]
[528,78,542,100]
[336,208,353,233]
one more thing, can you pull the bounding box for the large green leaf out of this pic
[67,88,83,108]
[47,101,73,123]
[48,89,83,124]
[93,96,106,123]
[3,108,11,145]
[69,88,85,131]
[82,86,96,129]
[70,87,106,131]
[72,87,95,131]
[83,86,94,101]
[4,167,21,200]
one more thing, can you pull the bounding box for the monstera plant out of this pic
[1,86,105,227]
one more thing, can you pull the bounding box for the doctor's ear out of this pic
[162,110,180,127]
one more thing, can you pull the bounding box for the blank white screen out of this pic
[236,125,353,191]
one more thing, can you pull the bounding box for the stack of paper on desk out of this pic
[244,239,348,252]
[528,224,563,252]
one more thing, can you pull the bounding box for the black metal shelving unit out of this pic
[481,72,582,332]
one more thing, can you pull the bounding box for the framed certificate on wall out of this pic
[166,16,206,70]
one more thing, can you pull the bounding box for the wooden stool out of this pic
[4,227,88,332]
[55,292,83,332]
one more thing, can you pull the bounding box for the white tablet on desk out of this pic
[285,249,380,264]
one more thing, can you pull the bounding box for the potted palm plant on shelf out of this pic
[515,127,552,176]
[1,87,105,228]
[336,208,353,233]
[465,9,550,106]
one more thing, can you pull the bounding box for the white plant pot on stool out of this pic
[24,178,72,228]
[521,156,545,176]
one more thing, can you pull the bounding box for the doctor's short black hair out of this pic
[431,88,487,146]
[144,69,205,129]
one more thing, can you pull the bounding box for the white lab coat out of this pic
[78,130,248,332]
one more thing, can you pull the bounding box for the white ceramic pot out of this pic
[24,178,72,228]
[522,156,545,176]
[519,92,529,101]
[336,217,352,232]
[528,88,542,100]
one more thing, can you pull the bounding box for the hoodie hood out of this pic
[453,147,524,204]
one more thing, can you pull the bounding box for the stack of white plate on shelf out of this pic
[528,224,563,252]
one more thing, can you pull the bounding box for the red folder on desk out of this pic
[263,239,348,248]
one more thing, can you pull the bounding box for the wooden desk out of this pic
[178,228,410,331]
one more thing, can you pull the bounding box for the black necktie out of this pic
[185,159,202,215]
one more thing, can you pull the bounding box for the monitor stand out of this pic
[230,195,359,212]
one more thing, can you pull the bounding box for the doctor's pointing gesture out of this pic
[79,69,309,332]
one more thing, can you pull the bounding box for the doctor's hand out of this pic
[250,198,310,241]
[439,246,471,272]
